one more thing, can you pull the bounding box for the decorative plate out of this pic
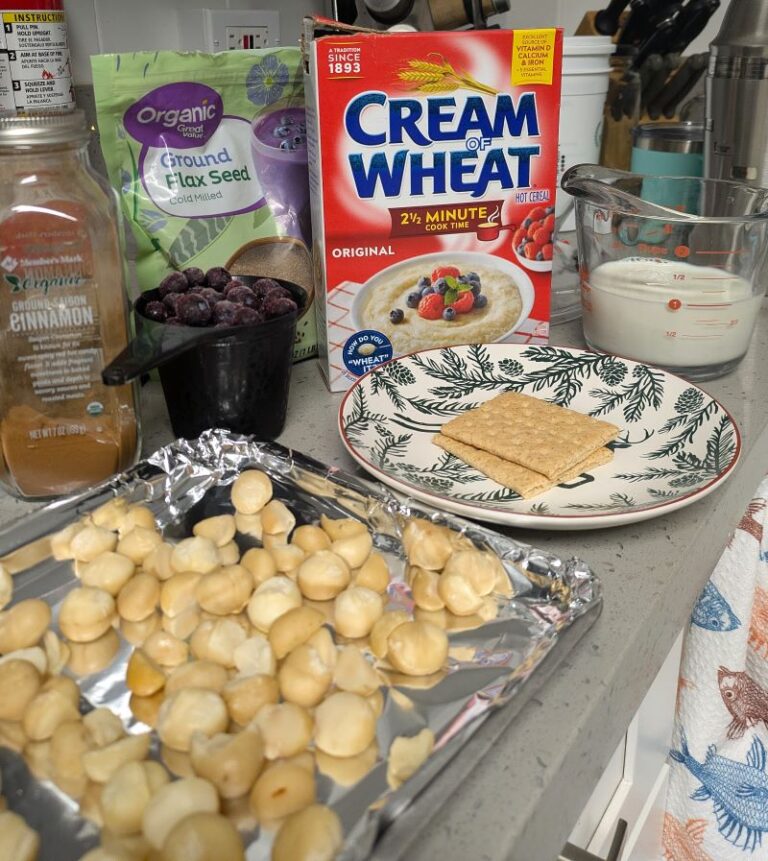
[338,344,741,530]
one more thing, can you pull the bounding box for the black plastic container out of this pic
[102,277,306,440]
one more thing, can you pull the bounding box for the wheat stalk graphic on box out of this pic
[397,57,499,96]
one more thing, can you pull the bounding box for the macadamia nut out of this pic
[100,760,169,836]
[160,573,201,618]
[157,688,228,752]
[195,566,253,616]
[170,537,219,575]
[59,587,115,643]
[50,522,83,561]
[66,629,120,676]
[442,549,502,597]
[246,576,301,633]
[83,708,125,748]
[217,541,240,566]
[333,645,381,696]
[90,497,128,531]
[402,520,453,571]
[231,470,272,515]
[126,649,165,697]
[272,804,342,861]
[437,573,483,616]
[369,611,410,659]
[190,619,246,667]
[354,552,390,593]
[166,661,228,695]
[142,543,174,581]
[387,621,448,676]
[249,761,315,822]
[120,612,161,648]
[71,526,118,563]
[116,527,162,565]
[0,599,51,653]
[252,702,312,760]
[234,513,263,541]
[81,732,151,782]
[142,630,188,668]
[268,606,324,660]
[291,525,331,554]
[0,810,40,861]
[141,776,219,849]
[278,644,332,708]
[331,530,372,569]
[193,514,236,548]
[223,674,279,726]
[23,687,80,740]
[160,812,245,861]
[320,515,367,541]
[334,586,383,639]
[118,505,157,537]
[0,659,41,721]
[297,552,350,601]
[233,635,276,677]
[117,574,160,622]
[410,567,445,611]
[314,692,376,757]
[190,729,264,799]
[260,500,295,536]
[240,548,275,586]
[387,728,435,789]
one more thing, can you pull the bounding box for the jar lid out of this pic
[0,110,88,148]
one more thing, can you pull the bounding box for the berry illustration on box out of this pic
[306,22,563,390]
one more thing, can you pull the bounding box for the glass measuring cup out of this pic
[561,164,768,380]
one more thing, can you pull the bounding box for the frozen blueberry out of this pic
[192,287,221,309]
[457,275,469,285]
[212,300,240,327]
[406,292,421,308]
[263,295,298,319]
[143,300,167,322]
[421,285,434,297]
[158,272,189,297]
[417,276,431,289]
[183,267,206,287]
[252,278,283,300]
[466,272,480,284]
[204,267,231,291]
[475,294,488,309]
[274,124,293,138]
[536,251,544,261]
[163,293,183,314]
[389,309,404,324]
[226,285,260,309]
[517,244,526,255]
[233,306,265,326]
[176,293,212,327]
[471,283,482,297]
[442,307,456,321]
[433,278,449,295]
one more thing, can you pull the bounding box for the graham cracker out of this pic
[434,435,613,498]
[439,392,619,479]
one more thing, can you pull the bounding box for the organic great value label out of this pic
[124,82,265,219]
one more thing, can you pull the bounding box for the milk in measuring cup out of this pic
[583,258,761,369]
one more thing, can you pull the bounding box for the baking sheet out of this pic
[0,429,602,860]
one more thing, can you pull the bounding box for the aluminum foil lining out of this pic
[0,429,602,861]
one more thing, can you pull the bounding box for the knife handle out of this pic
[595,0,631,36]
[661,53,708,118]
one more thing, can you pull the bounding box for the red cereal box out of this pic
[305,19,562,390]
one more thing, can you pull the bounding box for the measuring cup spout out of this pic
[561,163,700,220]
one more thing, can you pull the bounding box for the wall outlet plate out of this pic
[188,9,280,52]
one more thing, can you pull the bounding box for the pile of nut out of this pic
[0,469,513,861]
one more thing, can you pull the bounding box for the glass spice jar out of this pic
[0,111,140,498]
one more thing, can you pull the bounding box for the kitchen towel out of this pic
[661,478,768,860]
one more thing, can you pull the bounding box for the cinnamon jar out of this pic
[0,111,139,498]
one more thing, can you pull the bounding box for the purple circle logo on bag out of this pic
[124,83,223,149]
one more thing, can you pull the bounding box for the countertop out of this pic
[2,310,768,861]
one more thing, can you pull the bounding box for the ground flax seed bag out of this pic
[92,49,316,360]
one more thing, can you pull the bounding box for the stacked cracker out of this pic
[434,392,619,499]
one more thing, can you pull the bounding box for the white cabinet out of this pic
[565,631,683,860]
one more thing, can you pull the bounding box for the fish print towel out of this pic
[662,478,768,860]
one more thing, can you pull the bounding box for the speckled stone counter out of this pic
[3,307,768,861]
